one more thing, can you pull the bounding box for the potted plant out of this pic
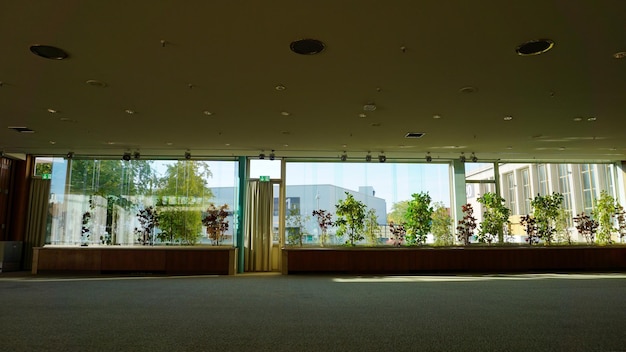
[335,192,366,246]
[520,214,539,245]
[616,205,626,243]
[431,202,453,246]
[312,209,334,246]
[573,212,598,244]
[476,192,510,244]
[134,206,159,245]
[404,192,433,245]
[202,203,230,246]
[456,203,477,245]
[592,190,616,244]
[530,192,564,245]
[388,222,406,247]
[364,208,381,246]
[81,211,92,246]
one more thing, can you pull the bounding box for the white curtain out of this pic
[24,178,51,270]
[244,180,273,271]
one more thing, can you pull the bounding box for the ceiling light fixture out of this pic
[275,84,286,91]
[425,152,432,163]
[133,152,141,160]
[587,117,597,122]
[378,152,386,163]
[29,45,68,60]
[613,52,626,59]
[340,152,347,162]
[504,116,513,121]
[290,39,325,55]
[363,103,377,111]
[8,126,35,133]
[365,152,372,162]
[573,117,583,122]
[125,109,135,115]
[86,79,107,88]
[122,152,131,161]
[203,111,213,116]
[281,111,291,116]
[185,151,192,160]
[459,152,466,163]
[259,151,265,160]
[471,152,478,162]
[516,39,554,56]
[359,113,367,118]
[47,108,58,114]
[433,115,441,119]
[65,152,74,159]
[269,150,276,161]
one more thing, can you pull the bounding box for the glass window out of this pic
[285,162,450,246]
[581,164,596,214]
[505,172,516,214]
[46,158,239,246]
[521,169,531,214]
[537,164,548,196]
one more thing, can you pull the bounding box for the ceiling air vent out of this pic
[405,132,425,139]
[8,126,35,133]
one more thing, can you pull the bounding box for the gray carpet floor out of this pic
[1,272,625,352]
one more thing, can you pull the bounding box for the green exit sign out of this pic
[42,173,52,179]
[259,176,270,182]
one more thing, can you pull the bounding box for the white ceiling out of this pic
[1,0,625,162]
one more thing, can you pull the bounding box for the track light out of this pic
[365,153,372,162]
[122,152,131,161]
[340,152,347,162]
[471,152,478,162]
[184,151,192,160]
[65,152,74,159]
[425,152,432,163]
[459,152,466,163]
[378,153,386,163]
[269,150,275,161]
[133,152,141,160]
[259,151,265,159]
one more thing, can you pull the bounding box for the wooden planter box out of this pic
[282,246,626,274]
[32,246,237,275]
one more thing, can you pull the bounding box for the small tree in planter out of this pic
[312,209,334,246]
[592,191,616,245]
[456,203,477,245]
[554,208,573,245]
[520,214,539,245]
[389,222,406,247]
[81,211,92,246]
[404,192,433,245]
[574,212,598,244]
[477,192,511,244]
[335,192,367,246]
[616,205,626,243]
[286,207,310,246]
[364,208,381,246]
[202,203,230,246]
[135,206,159,245]
[530,192,564,245]
[431,202,453,246]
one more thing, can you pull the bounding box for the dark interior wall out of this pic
[2,156,32,242]
[0,157,13,241]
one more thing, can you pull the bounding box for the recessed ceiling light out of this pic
[47,108,58,114]
[405,132,425,138]
[225,143,231,146]
[504,116,513,121]
[432,114,441,119]
[283,144,289,147]
[49,140,56,144]
[281,111,290,116]
[516,39,554,56]
[359,113,367,118]
[275,85,286,91]
[459,86,477,94]
[203,111,213,116]
[290,39,325,55]
[166,142,173,146]
[559,147,566,151]
[280,131,290,135]
[587,117,597,122]
[613,52,626,59]
[371,123,381,127]
[107,141,116,145]
[506,146,513,150]
[573,117,583,122]
[29,45,68,60]
[363,103,377,111]
[125,109,135,115]
[86,79,107,88]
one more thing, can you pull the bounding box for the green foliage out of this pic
[520,214,539,245]
[158,208,202,245]
[431,202,453,246]
[404,192,433,245]
[157,160,213,201]
[312,209,334,246]
[554,208,572,244]
[530,192,564,245]
[364,208,381,246]
[202,203,229,245]
[387,200,409,224]
[592,191,616,244]
[456,203,476,245]
[70,159,155,197]
[286,207,310,246]
[477,192,511,244]
[335,192,367,246]
[35,162,52,176]
[616,205,626,243]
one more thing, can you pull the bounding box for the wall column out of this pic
[236,156,247,273]
[451,160,467,228]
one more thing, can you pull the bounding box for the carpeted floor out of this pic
[1,272,625,351]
